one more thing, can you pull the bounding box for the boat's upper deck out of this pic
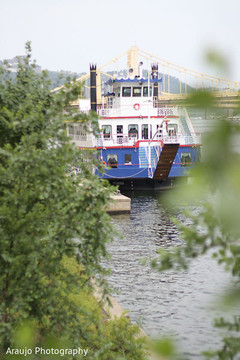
[98,78,166,118]
[73,75,201,148]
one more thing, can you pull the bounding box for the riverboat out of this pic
[67,63,201,190]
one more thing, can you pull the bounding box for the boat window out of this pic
[122,87,131,97]
[181,152,192,167]
[133,87,141,97]
[125,154,132,164]
[107,154,118,168]
[142,124,152,139]
[128,124,138,138]
[168,124,178,136]
[142,124,148,139]
[117,125,123,144]
[102,125,112,139]
[117,125,123,134]
[143,86,152,97]
[107,97,113,108]
[156,124,163,139]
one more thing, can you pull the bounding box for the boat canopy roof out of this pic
[113,77,162,83]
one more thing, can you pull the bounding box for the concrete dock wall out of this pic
[107,193,131,214]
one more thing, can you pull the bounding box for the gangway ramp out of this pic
[153,143,179,180]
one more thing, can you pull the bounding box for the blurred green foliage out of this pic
[155,75,240,357]
[150,338,179,360]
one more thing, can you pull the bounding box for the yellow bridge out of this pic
[53,46,240,108]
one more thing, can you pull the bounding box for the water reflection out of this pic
[103,191,231,359]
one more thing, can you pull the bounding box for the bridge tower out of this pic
[96,69,101,105]
[127,46,139,77]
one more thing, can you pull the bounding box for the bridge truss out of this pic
[52,46,240,108]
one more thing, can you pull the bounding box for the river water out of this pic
[103,191,234,359]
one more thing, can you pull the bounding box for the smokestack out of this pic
[90,64,97,111]
[151,63,158,79]
[151,63,158,98]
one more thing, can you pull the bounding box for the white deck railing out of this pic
[93,134,137,147]
[67,130,201,148]
[96,102,179,118]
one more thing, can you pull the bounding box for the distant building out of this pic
[0,56,41,72]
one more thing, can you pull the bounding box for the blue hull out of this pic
[95,144,200,186]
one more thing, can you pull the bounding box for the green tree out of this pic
[0,43,146,359]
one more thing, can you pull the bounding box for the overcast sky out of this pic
[1,0,240,81]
